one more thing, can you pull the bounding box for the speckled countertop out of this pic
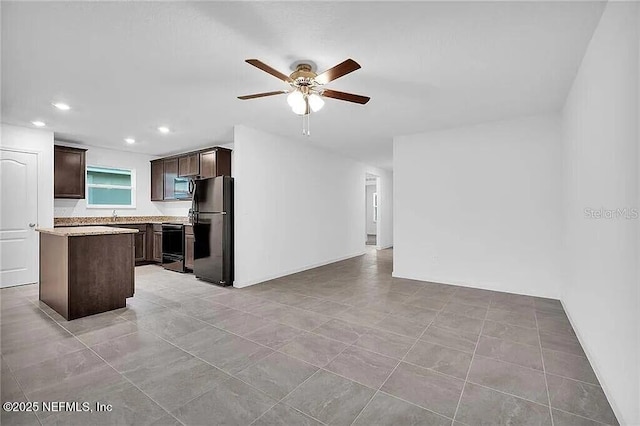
[37,226,139,236]
[54,216,189,226]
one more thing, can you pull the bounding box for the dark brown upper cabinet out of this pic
[200,148,231,179]
[163,158,178,200]
[54,145,87,199]
[178,153,200,177]
[150,146,231,201]
[150,160,164,201]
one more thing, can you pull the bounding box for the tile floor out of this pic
[1,249,618,425]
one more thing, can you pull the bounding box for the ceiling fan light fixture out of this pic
[308,93,324,112]
[291,99,307,115]
[287,90,304,109]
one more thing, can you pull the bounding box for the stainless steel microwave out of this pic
[174,177,193,200]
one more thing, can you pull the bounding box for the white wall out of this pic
[0,124,54,229]
[233,125,385,288]
[53,142,190,218]
[561,2,639,424]
[393,114,563,298]
[365,183,376,235]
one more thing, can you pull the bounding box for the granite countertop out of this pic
[54,216,189,227]
[36,226,140,236]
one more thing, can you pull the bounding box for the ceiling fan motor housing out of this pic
[290,64,317,87]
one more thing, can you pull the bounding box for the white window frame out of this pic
[86,165,137,209]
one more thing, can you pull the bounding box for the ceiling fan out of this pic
[238,58,370,117]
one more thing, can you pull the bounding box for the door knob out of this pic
[29,223,36,228]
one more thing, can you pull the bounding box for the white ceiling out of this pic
[2,1,605,169]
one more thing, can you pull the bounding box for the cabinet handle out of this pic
[29,223,36,228]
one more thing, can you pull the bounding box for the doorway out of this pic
[365,173,378,247]
[0,149,39,287]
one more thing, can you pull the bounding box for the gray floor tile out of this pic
[405,295,449,311]
[74,316,139,346]
[353,392,450,426]
[334,307,389,327]
[311,319,371,344]
[482,320,540,346]
[456,382,552,425]
[354,327,415,359]
[236,352,317,400]
[2,333,86,371]
[392,304,441,323]
[212,310,272,336]
[543,350,598,384]
[131,357,230,412]
[546,374,618,425]
[12,348,111,396]
[486,308,537,329]
[374,313,431,338]
[129,309,209,342]
[420,325,478,353]
[283,370,375,426]
[442,301,488,320]
[252,403,322,426]
[381,362,464,418]
[187,332,273,375]
[275,308,331,331]
[476,335,543,370]
[92,332,192,383]
[552,409,606,426]
[245,322,303,349]
[41,381,168,426]
[539,331,585,357]
[173,377,275,426]
[325,345,398,389]
[467,356,548,404]
[405,340,473,379]
[279,332,347,367]
[433,311,484,337]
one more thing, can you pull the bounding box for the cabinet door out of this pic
[54,145,87,199]
[150,160,164,201]
[199,151,216,178]
[134,230,146,262]
[163,158,178,200]
[179,154,200,177]
[185,234,195,270]
[153,231,162,262]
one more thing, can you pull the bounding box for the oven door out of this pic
[162,224,185,272]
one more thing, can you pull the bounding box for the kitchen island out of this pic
[37,226,138,320]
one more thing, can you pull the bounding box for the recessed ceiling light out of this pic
[157,126,170,134]
[125,138,135,144]
[52,102,71,110]
[31,121,46,127]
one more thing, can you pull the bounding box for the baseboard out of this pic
[233,250,367,288]
[391,271,559,300]
[376,244,393,250]
[560,299,625,425]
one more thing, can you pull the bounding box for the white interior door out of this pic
[0,149,38,287]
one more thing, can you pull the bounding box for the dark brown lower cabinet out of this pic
[110,224,147,264]
[152,224,162,262]
[185,225,194,270]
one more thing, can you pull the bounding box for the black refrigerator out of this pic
[191,176,233,286]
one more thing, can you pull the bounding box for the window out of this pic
[373,192,378,223]
[86,166,136,208]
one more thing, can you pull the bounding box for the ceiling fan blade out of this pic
[245,59,293,83]
[237,90,288,100]
[314,59,361,85]
[321,89,370,105]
